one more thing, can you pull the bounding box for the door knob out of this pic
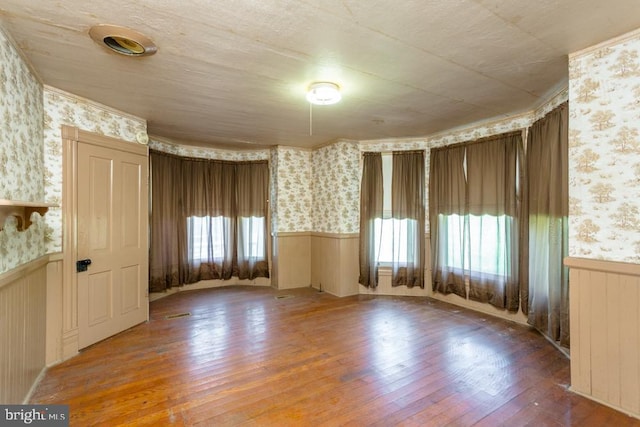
[76,259,92,272]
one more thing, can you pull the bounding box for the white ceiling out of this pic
[1,1,640,149]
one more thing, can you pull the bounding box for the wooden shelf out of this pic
[0,199,57,231]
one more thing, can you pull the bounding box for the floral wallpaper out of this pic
[273,146,312,232]
[0,215,47,273]
[149,138,269,161]
[0,28,45,274]
[43,87,147,253]
[568,30,640,263]
[312,141,360,234]
[270,147,279,235]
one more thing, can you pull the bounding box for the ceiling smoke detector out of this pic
[89,25,157,57]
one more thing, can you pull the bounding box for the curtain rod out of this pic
[430,130,524,153]
[361,129,525,157]
[362,149,426,156]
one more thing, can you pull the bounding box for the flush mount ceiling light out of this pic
[89,25,157,57]
[306,82,342,105]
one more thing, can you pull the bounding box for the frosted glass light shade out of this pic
[306,82,341,105]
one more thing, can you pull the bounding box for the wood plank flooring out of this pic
[31,286,639,426]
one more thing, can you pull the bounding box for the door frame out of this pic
[61,125,148,359]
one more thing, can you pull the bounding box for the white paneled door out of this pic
[76,140,148,349]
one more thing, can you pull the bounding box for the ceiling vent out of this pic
[89,25,157,57]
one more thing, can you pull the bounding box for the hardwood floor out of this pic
[31,286,639,426]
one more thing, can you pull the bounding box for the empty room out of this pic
[2,1,640,425]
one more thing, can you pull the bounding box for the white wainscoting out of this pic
[0,256,48,403]
[566,257,640,419]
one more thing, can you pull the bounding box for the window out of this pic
[438,213,510,276]
[374,153,419,264]
[239,216,266,259]
[187,215,265,262]
[430,133,520,310]
[188,216,228,261]
[374,218,415,264]
[149,153,269,289]
[359,150,424,288]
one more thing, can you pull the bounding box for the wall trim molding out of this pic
[0,255,49,290]
[310,232,359,239]
[569,27,640,59]
[22,367,47,404]
[278,231,359,239]
[48,252,63,262]
[61,125,148,155]
[149,136,271,159]
[44,85,146,125]
[150,280,271,301]
[277,231,312,237]
[565,256,640,276]
[569,387,640,421]
[359,111,533,147]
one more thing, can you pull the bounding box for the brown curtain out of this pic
[526,102,569,346]
[391,151,425,288]
[235,162,270,279]
[149,152,187,292]
[149,150,269,291]
[466,133,521,311]
[358,152,383,288]
[430,132,522,310]
[519,137,530,316]
[184,159,236,282]
[429,145,467,298]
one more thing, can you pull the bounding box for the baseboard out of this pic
[22,366,47,404]
[569,387,640,420]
